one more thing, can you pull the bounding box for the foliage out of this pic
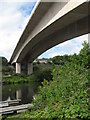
[0,57,15,75]
[1,57,8,66]
[31,67,52,82]
[7,41,90,119]
[51,54,69,65]
[3,65,52,84]
[3,74,31,84]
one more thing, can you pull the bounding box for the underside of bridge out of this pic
[10,1,90,75]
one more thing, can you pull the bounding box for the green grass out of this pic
[3,75,32,84]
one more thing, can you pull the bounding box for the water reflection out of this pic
[2,82,40,104]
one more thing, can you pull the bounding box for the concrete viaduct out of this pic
[10,0,89,75]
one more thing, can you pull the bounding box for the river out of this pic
[2,81,40,104]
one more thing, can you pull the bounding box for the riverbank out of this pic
[1,56,52,84]
[2,63,52,84]
[2,42,90,119]
[2,75,32,84]
[4,42,90,119]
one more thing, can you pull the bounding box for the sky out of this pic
[0,1,88,61]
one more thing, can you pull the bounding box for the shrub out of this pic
[6,42,89,119]
[33,67,52,82]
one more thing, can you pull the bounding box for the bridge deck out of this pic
[0,103,33,115]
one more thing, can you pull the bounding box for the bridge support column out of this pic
[16,90,21,99]
[16,63,21,74]
[27,63,33,75]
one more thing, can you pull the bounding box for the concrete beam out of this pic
[27,63,33,75]
[16,63,21,74]
[10,1,89,64]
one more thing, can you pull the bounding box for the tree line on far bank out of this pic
[1,41,90,84]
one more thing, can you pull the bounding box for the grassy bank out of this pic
[2,75,31,84]
[3,64,52,84]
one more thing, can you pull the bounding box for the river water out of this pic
[2,81,40,104]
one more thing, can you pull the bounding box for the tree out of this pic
[1,57,8,66]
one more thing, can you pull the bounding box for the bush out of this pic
[25,42,89,119]
[6,42,90,119]
[33,67,52,82]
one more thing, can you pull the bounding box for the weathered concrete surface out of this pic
[10,0,89,64]
[16,63,21,74]
[27,63,33,75]
[0,103,33,115]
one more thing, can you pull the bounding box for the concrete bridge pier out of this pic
[27,63,33,75]
[16,63,21,74]
[16,89,21,99]
[16,62,33,75]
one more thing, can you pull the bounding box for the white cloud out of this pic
[39,34,88,58]
[0,2,36,61]
[0,1,88,61]
[0,0,37,2]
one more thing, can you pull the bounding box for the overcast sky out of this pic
[0,1,88,61]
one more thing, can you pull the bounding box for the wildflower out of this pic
[82,82,83,85]
[88,88,90,91]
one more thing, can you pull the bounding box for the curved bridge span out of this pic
[10,0,89,75]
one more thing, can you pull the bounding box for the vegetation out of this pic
[6,41,90,119]
[1,57,15,75]
[3,65,52,84]
[51,54,69,65]
[32,65,52,82]
[3,74,31,84]
[1,56,52,84]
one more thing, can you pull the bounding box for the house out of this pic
[34,58,52,64]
